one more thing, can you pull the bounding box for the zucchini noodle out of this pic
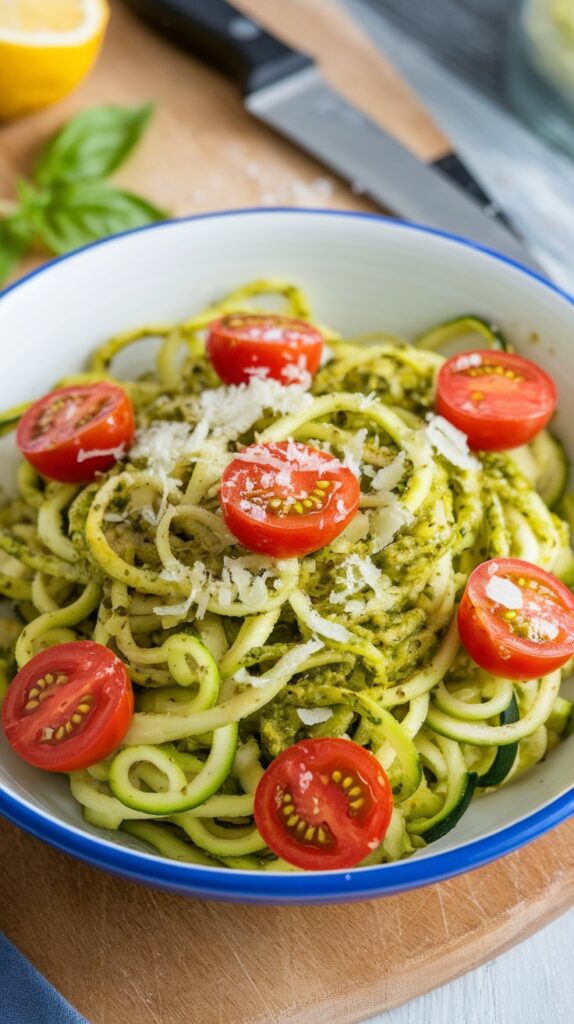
[0,280,572,869]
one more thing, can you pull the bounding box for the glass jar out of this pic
[506,0,574,158]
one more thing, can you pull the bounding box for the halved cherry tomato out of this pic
[458,558,574,679]
[219,441,360,558]
[206,313,324,386]
[436,350,556,450]
[2,641,134,772]
[254,738,393,870]
[17,382,135,483]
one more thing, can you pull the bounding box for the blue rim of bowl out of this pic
[0,207,573,904]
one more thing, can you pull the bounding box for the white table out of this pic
[371,908,574,1023]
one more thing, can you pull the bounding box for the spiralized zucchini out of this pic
[0,279,572,870]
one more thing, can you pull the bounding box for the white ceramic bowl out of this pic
[0,209,572,905]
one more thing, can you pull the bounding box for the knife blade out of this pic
[124,0,541,271]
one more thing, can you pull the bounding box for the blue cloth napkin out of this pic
[0,933,89,1024]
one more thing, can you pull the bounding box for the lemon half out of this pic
[0,0,110,120]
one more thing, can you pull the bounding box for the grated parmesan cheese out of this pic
[330,511,370,551]
[302,606,351,642]
[220,556,275,610]
[452,352,483,372]
[77,443,126,464]
[320,343,334,366]
[198,376,313,440]
[103,511,127,523]
[329,553,391,610]
[154,555,280,620]
[425,414,480,471]
[371,451,406,492]
[370,495,414,553]
[280,356,312,388]
[234,638,323,688]
[153,561,208,619]
[528,617,559,643]
[234,440,339,476]
[485,575,523,610]
[296,707,334,726]
[342,428,367,479]
[130,420,210,478]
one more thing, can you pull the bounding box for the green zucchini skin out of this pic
[415,315,508,353]
[407,733,478,844]
[0,402,30,437]
[477,694,519,788]
[423,772,478,844]
[121,820,219,866]
[108,725,238,814]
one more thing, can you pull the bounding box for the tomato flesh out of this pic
[436,350,557,450]
[458,558,574,679]
[2,641,134,772]
[17,382,135,483]
[219,441,360,558]
[206,313,324,386]
[254,738,393,870]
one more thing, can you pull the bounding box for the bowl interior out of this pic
[0,210,572,898]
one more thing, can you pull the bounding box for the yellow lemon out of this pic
[0,0,110,121]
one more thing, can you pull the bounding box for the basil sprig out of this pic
[0,104,167,285]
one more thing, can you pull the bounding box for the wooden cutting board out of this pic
[0,2,573,1021]
[0,818,573,1024]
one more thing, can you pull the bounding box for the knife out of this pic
[124,0,540,272]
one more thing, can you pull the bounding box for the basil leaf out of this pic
[30,182,167,255]
[0,216,33,287]
[16,179,50,214]
[35,105,154,187]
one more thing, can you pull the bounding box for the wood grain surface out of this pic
[0,2,572,1022]
[0,817,573,1024]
